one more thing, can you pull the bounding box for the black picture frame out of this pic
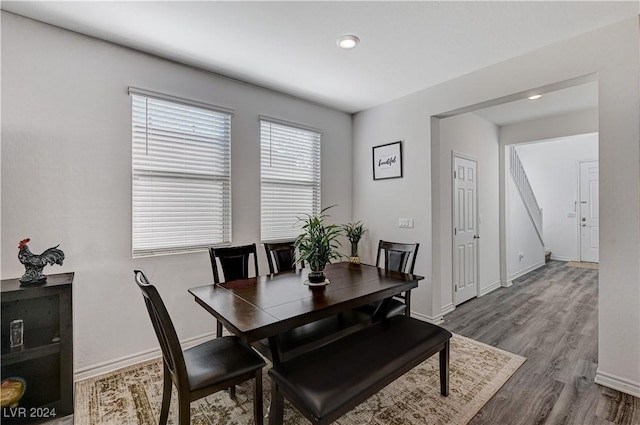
[372,141,403,180]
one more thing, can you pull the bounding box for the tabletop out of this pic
[188,262,422,343]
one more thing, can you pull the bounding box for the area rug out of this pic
[567,261,599,270]
[74,334,525,425]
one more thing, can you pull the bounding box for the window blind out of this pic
[131,93,232,256]
[260,119,321,242]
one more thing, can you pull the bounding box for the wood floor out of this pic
[442,260,639,425]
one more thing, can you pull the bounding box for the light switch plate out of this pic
[398,218,415,228]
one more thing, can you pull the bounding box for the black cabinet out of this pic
[1,273,73,423]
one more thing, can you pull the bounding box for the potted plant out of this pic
[343,221,367,264]
[295,207,343,284]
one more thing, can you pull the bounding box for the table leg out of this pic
[267,335,281,364]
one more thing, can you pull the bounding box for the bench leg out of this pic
[269,380,284,425]
[439,340,450,396]
[253,369,263,425]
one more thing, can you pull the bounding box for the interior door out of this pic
[579,160,599,263]
[453,155,478,306]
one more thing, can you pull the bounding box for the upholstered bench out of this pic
[267,315,452,425]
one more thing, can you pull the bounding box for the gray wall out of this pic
[438,113,501,312]
[1,12,353,377]
[353,17,640,396]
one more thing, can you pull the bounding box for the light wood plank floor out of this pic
[443,260,639,425]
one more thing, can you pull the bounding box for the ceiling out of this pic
[2,1,637,118]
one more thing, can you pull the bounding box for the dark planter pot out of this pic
[308,270,326,284]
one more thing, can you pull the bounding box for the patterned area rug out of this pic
[567,261,599,270]
[75,334,525,425]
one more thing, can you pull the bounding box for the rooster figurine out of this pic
[18,238,65,285]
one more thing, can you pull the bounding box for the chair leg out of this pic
[268,380,284,425]
[178,391,191,425]
[159,364,172,425]
[439,340,450,396]
[217,320,223,338]
[405,291,412,317]
[229,385,236,399]
[253,369,263,425]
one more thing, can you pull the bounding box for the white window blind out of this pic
[260,118,321,242]
[131,91,232,256]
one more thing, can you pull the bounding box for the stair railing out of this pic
[509,145,544,244]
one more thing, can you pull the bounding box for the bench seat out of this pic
[268,315,452,425]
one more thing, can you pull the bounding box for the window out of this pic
[130,88,232,256]
[260,117,322,242]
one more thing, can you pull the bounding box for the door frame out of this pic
[451,151,480,305]
[577,159,599,262]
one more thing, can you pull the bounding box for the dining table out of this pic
[189,261,423,423]
[188,261,423,363]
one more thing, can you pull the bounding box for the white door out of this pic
[579,161,599,263]
[453,155,478,306]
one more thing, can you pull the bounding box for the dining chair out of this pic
[263,240,304,274]
[209,243,259,337]
[133,270,265,425]
[363,240,420,318]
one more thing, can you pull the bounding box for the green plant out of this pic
[295,207,342,282]
[342,221,367,257]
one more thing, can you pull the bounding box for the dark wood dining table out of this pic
[188,261,423,363]
[189,262,423,423]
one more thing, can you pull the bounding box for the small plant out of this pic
[342,221,367,257]
[295,206,343,283]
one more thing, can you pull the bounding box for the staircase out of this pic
[510,145,544,245]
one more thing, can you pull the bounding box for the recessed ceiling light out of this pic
[337,35,360,49]
[528,94,543,100]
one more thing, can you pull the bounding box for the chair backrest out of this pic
[375,240,420,274]
[133,270,188,388]
[209,243,259,283]
[264,240,301,274]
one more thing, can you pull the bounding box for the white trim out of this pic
[259,115,323,134]
[550,255,576,262]
[595,369,640,398]
[440,302,455,317]
[480,280,502,297]
[508,261,545,281]
[128,86,235,115]
[411,310,444,325]
[501,280,513,288]
[74,331,216,382]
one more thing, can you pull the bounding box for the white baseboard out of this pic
[508,261,545,281]
[501,280,513,288]
[440,303,455,317]
[594,369,640,398]
[550,255,575,262]
[480,280,502,297]
[74,331,216,382]
[411,310,444,324]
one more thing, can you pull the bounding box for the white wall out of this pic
[500,108,598,145]
[1,13,353,377]
[353,16,640,396]
[515,133,599,261]
[438,113,500,311]
[505,147,545,281]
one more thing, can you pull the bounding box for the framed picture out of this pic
[372,141,403,180]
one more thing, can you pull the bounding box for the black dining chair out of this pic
[133,270,265,425]
[263,240,304,274]
[361,240,420,318]
[209,243,259,337]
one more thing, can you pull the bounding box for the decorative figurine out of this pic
[18,238,65,285]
